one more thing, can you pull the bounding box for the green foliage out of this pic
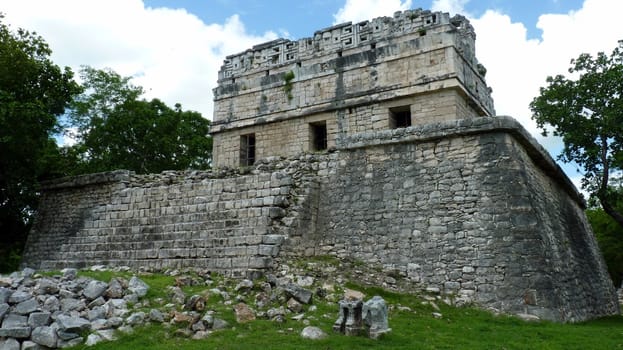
[67,67,212,174]
[283,70,295,101]
[530,42,623,227]
[587,190,623,286]
[0,14,81,272]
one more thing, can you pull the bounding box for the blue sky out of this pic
[2,0,622,190]
[141,0,586,39]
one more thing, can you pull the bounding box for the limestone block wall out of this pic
[210,10,494,168]
[23,170,293,275]
[278,117,619,322]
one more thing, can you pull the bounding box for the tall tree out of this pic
[0,15,81,271]
[68,67,212,174]
[587,189,623,287]
[530,42,623,228]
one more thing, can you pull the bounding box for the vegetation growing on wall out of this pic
[283,70,295,101]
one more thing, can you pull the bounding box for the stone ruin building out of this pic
[23,9,620,322]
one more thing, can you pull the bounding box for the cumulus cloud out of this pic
[431,0,470,16]
[471,0,623,146]
[1,0,278,119]
[333,0,413,24]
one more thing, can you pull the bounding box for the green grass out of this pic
[63,271,623,350]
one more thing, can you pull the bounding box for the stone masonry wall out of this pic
[211,10,494,168]
[24,117,620,322]
[23,170,293,276]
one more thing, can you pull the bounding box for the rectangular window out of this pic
[240,134,256,166]
[310,122,327,151]
[389,106,412,128]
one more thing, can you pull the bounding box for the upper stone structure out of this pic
[211,9,495,167]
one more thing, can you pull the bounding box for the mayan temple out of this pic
[23,10,620,322]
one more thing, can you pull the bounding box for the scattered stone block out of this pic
[362,296,391,339]
[31,326,58,348]
[333,299,363,336]
[128,276,149,297]
[83,280,109,300]
[233,303,255,323]
[301,326,327,340]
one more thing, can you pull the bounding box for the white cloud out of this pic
[469,0,623,150]
[431,0,470,16]
[1,0,278,120]
[333,0,413,24]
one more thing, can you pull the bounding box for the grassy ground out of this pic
[62,269,623,350]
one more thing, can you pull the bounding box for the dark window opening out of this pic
[370,43,376,50]
[310,122,327,151]
[389,106,412,129]
[337,50,343,57]
[240,134,256,166]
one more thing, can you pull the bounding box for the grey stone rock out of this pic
[0,303,9,321]
[184,295,206,311]
[27,312,51,328]
[212,318,229,330]
[87,296,105,309]
[56,336,83,348]
[42,296,59,312]
[287,298,303,313]
[85,333,102,346]
[31,326,58,347]
[96,329,117,341]
[0,288,11,304]
[15,298,39,315]
[148,309,164,323]
[516,313,540,322]
[192,330,210,339]
[362,296,391,339]
[234,279,253,292]
[56,329,80,341]
[128,277,149,297]
[108,317,123,328]
[191,321,206,332]
[60,298,85,313]
[90,318,109,330]
[0,338,20,350]
[0,325,31,339]
[83,280,108,300]
[8,291,31,304]
[105,278,125,299]
[123,293,139,304]
[126,311,146,326]
[284,283,313,304]
[300,326,327,340]
[87,305,107,321]
[200,314,213,328]
[35,278,59,295]
[56,314,90,333]
[20,340,48,350]
[233,303,255,323]
[2,313,27,328]
[61,268,77,280]
[296,276,314,288]
[167,286,186,305]
[19,268,35,278]
[117,325,133,334]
